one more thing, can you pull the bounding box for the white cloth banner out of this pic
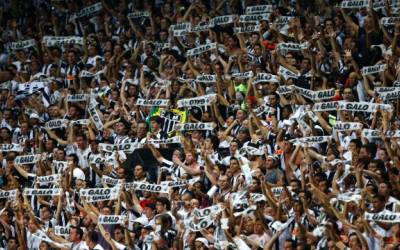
[67,94,87,102]
[69,2,102,21]
[239,14,270,23]
[245,5,273,14]
[277,42,309,51]
[71,119,90,126]
[187,216,214,231]
[11,39,36,50]
[186,43,217,57]
[80,187,119,202]
[365,211,400,223]
[381,17,400,26]
[147,136,181,145]
[99,143,138,154]
[362,129,380,138]
[277,85,293,95]
[88,106,104,130]
[177,94,216,108]
[278,66,299,79]
[210,15,237,27]
[290,136,331,146]
[275,16,295,25]
[380,88,400,100]
[161,180,188,187]
[340,0,369,8]
[254,73,280,84]
[313,101,340,111]
[0,189,17,199]
[124,182,169,193]
[190,23,210,32]
[175,123,214,131]
[23,188,61,196]
[42,36,84,47]
[196,74,216,83]
[361,64,386,76]
[36,174,61,184]
[0,144,23,152]
[334,122,363,131]
[102,176,123,186]
[98,215,126,225]
[193,204,224,218]
[53,161,68,173]
[136,98,169,106]
[234,25,260,34]
[232,71,254,79]
[127,11,150,19]
[15,154,40,165]
[54,226,70,236]
[45,119,68,129]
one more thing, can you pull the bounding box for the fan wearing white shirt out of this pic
[70,227,89,250]
[86,231,104,250]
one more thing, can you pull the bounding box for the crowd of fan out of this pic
[0,0,399,249]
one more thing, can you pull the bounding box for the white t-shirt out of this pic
[26,231,42,250]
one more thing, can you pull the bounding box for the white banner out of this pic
[98,215,126,225]
[15,154,40,165]
[277,66,299,79]
[313,101,340,111]
[124,182,169,193]
[245,5,273,14]
[361,64,386,76]
[380,17,400,26]
[36,174,61,184]
[193,204,224,218]
[294,86,336,101]
[54,226,70,236]
[277,42,309,51]
[239,14,270,23]
[275,16,294,25]
[277,85,293,95]
[42,36,84,47]
[177,94,216,108]
[127,11,150,19]
[0,189,17,199]
[147,136,181,145]
[190,23,210,32]
[71,119,90,126]
[99,143,138,154]
[0,144,23,152]
[379,88,400,100]
[336,191,362,202]
[88,106,104,130]
[45,119,68,129]
[175,123,214,131]
[80,187,119,202]
[290,136,331,146]
[210,15,237,27]
[338,101,381,112]
[160,180,188,187]
[340,0,369,8]
[362,129,380,138]
[23,188,61,196]
[188,216,214,231]
[53,161,68,173]
[234,25,260,34]
[250,193,266,202]
[365,211,400,223]
[136,99,169,106]
[101,176,123,186]
[67,94,87,102]
[80,70,95,78]
[196,74,217,83]
[232,71,254,79]
[186,43,217,57]
[254,73,280,84]
[11,39,36,50]
[385,130,400,138]
[69,2,102,21]
[333,122,363,131]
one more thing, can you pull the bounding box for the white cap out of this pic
[29,113,39,119]
[195,237,209,247]
[132,216,148,226]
